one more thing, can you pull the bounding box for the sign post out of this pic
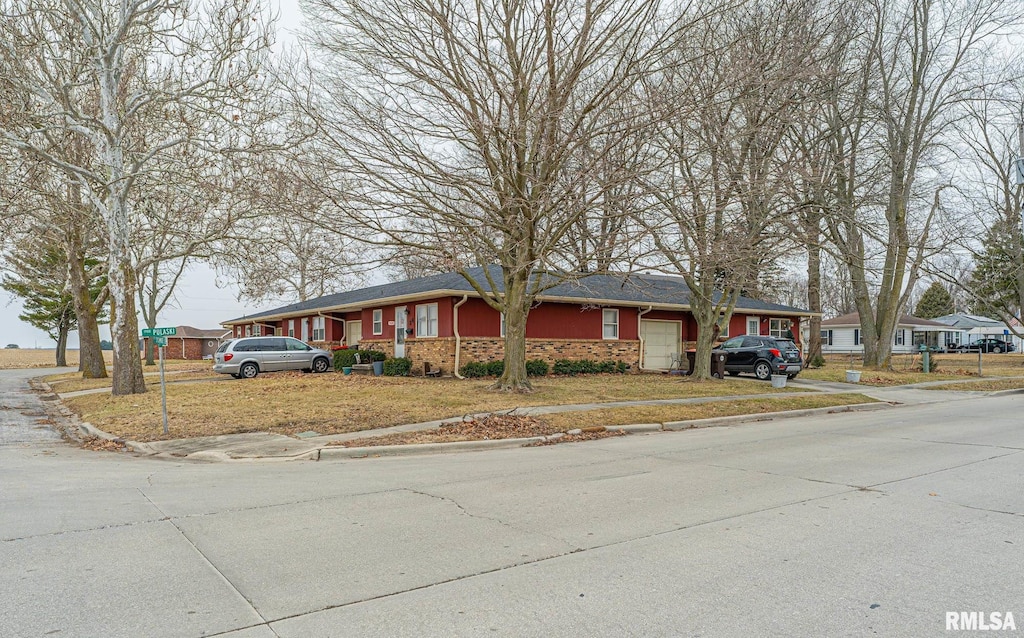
[142,328,175,435]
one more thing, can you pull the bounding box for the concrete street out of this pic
[1,367,1022,637]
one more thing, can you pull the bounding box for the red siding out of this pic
[458,298,501,337]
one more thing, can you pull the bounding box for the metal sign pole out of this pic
[978,349,983,378]
[159,345,169,435]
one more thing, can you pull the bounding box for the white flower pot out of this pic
[845,370,862,383]
[770,374,787,389]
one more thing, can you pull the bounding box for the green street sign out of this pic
[142,327,177,337]
[153,335,168,347]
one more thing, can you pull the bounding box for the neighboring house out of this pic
[820,313,966,353]
[141,326,232,360]
[220,266,813,373]
[931,313,1023,351]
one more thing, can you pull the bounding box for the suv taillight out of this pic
[769,348,781,358]
[224,353,233,361]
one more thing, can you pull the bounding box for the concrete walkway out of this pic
[59,372,1021,462]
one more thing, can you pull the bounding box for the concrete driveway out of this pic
[1,368,1021,637]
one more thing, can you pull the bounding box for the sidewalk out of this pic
[63,374,1019,462]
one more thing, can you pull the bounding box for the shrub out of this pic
[597,360,616,373]
[616,360,628,374]
[809,354,826,369]
[552,359,574,375]
[333,349,356,370]
[383,357,412,376]
[333,348,386,370]
[525,359,549,376]
[486,360,505,377]
[459,361,489,378]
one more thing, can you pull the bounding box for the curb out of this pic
[320,436,549,459]
[986,388,1024,398]
[662,401,890,431]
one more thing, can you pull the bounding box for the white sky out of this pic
[0,1,305,349]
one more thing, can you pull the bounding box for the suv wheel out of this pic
[993,346,1002,353]
[239,362,259,379]
[754,361,772,381]
[312,357,330,373]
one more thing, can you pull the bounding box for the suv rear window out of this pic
[775,339,797,350]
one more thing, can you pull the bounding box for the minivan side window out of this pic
[286,338,310,352]
[234,339,260,352]
[262,338,287,352]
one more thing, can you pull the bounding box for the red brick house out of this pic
[141,326,232,361]
[221,267,810,373]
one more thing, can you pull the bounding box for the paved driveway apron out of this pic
[0,368,68,447]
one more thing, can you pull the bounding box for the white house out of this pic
[931,314,1023,351]
[820,312,967,354]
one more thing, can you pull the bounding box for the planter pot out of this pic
[770,374,787,389]
[372,361,384,376]
[845,370,862,383]
[342,367,352,375]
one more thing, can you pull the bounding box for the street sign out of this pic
[153,336,168,347]
[142,327,177,337]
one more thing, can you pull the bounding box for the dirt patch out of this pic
[80,436,129,452]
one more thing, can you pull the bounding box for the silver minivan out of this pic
[213,337,332,378]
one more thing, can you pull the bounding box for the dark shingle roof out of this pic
[821,312,953,328]
[224,266,810,324]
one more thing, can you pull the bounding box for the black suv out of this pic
[714,336,803,380]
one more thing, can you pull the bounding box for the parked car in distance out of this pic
[955,338,1015,354]
[714,335,803,380]
[4,344,18,349]
[213,337,332,378]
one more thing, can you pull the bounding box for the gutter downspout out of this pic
[453,294,469,379]
[318,311,345,345]
[637,306,653,370]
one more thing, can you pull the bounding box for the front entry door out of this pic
[395,307,407,358]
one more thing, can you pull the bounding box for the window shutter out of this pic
[854,329,860,345]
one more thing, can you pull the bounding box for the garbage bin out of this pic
[711,352,726,378]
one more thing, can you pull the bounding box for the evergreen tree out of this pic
[967,220,1023,320]
[914,281,955,319]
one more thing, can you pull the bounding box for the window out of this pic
[894,329,904,346]
[244,325,252,337]
[718,316,729,338]
[769,318,790,338]
[288,320,295,338]
[286,338,310,352]
[499,312,506,338]
[747,317,759,335]
[821,329,833,346]
[416,303,438,337]
[312,316,325,341]
[602,309,619,339]
[722,336,744,349]
[372,309,383,335]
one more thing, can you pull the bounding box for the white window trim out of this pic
[499,312,506,338]
[718,316,730,338]
[602,308,619,340]
[372,309,383,335]
[769,318,788,339]
[416,303,439,338]
[312,316,326,342]
[747,316,760,335]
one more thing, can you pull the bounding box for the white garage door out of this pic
[641,321,680,370]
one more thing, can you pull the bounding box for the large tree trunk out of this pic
[492,270,533,393]
[806,236,822,364]
[67,249,107,378]
[108,261,146,395]
[55,314,69,368]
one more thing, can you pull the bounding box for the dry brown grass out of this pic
[802,353,1024,385]
[63,372,808,442]
[540,393,879,431]
[0,349,113,370]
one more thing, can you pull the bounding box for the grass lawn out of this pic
[920,379,1024,392]
[802,353,1024,386]
[64,371,810,442]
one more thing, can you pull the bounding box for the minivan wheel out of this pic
[239,362,259,379]
[754,361,772,381]
[312,357,330,373]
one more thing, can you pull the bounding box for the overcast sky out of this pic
[0,1,305,349]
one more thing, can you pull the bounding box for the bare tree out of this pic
[817,0,1015,368]
[641,0,821,379]
[0,0,274,394]
[300,0,698,391]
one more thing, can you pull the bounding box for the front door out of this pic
[395,307,407,358]
[301,318,309,342]
[347,321,362,348]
